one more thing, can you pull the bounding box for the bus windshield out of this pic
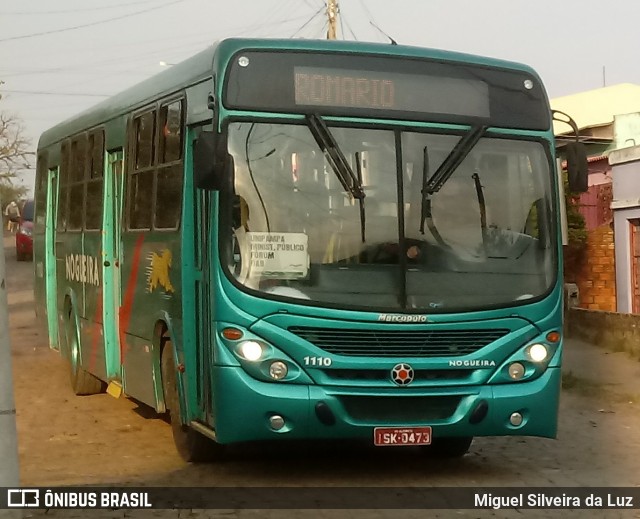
[224,121,555,312]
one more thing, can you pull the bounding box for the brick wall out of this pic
[565,224,616,311]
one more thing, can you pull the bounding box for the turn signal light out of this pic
[546,331,561,343]
[222,327,243,340]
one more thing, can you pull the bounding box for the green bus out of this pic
[34,38,586,461]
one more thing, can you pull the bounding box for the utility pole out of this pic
[0,194,21,518]
[327,0,339,40]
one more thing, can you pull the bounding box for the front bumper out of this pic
[211,365,560,444]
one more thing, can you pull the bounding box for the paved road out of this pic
[4,234,640,518]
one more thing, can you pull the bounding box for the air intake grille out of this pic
[338,395,462,422]
[323,369,472,382]
[289,326,509,357]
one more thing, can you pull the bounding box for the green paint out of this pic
[35,38,565,451]
[102,149,124,380]
[44,167,59,350]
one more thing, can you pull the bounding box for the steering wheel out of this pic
[367,238,427,264]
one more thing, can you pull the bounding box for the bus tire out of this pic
[161,344,225,462]
[422,436,473,458]
[67,311,104,396]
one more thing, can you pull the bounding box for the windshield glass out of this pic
[223,121,555,312]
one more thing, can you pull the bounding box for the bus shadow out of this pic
[130,401,164,421]
[138,437,513,487]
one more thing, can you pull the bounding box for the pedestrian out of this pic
[5,200,20,233]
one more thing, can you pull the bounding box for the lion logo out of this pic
[147,249,174,294]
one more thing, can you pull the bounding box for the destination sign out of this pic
[224,50,550,130]
[294,69,395,109]
[293,66,489,117]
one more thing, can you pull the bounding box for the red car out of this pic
[16,199,34,261]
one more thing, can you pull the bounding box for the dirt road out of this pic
[4,235,640,518]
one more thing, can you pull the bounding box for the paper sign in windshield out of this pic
[247,232,309,279]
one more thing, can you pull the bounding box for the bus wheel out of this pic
[67,311,104,395]
[422,436,473,458]
[161,344,225,462]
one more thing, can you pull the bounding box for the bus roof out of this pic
[38,38,541,149]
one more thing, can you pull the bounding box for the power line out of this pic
[0,1,183,43]
[342,14,359,41]
[0,38,209,78]
[256,0,297,31]
[302,0,323,8]
[232,13,319,38]
[356,0,389,43]
[1,90,111,97]
[357,0,377,24]
[1,12,314,71]
[290,5,325,38]
[0,0,160,15]
[317,21,329,40]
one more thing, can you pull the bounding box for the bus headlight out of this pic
[238,340,263,361]
[269,361,288,380]
[527,343,548,363]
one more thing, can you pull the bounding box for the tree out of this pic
[0,94,33,205]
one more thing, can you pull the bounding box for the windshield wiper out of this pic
[305,114,366,200]
[472,170,488,251]
[355,152,366,243]
[419,146,448,247]
[419,125,485,240]
[423,125,486,195]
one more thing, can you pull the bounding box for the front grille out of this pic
[338,395,461,422]
[289,326,509,357]
[323,369,472,383]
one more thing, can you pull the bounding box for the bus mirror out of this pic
[565,142,588,193]
[194,131,223,190]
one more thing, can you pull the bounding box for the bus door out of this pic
[196,188,212,423]
[102,149,124,380]
[185,125,214,423]
[45,167,59,350]
[55,161,70,352]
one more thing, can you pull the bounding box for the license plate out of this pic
[373,426,432,446]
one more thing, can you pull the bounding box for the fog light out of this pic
[269,415,285,430]
[528,343,548,362]
[269,361,288,380]
[239,340,263,361]
[508,362,525,380]
[510,412,523,426]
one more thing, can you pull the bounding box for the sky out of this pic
[2,0,640,194]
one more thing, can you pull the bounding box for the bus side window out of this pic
[135,111,155,170]
[57,140,70,232]
[155,101,184,229]
[35,153,48,227]
[160,101,183,163]
[155,165,182,229]
[85,129,105,231]
[67,134,86,231]
[129,111,156,230]
[129,171,154,230]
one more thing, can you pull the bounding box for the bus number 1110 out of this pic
[303,356,332,367]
